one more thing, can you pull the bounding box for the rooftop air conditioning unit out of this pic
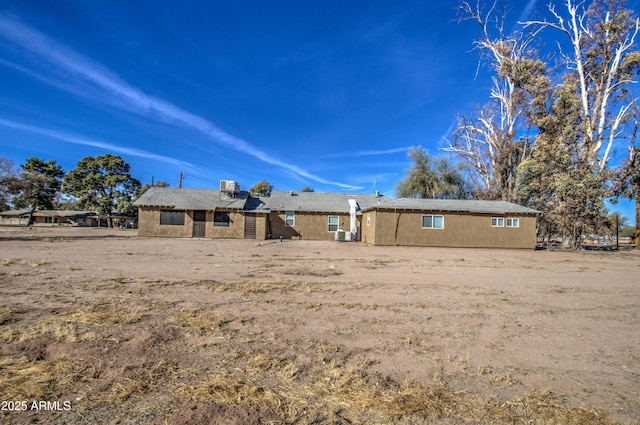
[220,180,240,194]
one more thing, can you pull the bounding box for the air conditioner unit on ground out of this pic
[335,229,346,241]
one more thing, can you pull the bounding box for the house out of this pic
[0,209,99,226]
[360,198,539,249]
[133,181,539,249]
[133,184,391,241]
[257,190,391,241]
[134,186,256,238]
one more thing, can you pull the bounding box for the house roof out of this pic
[132,187,538,215]
[257,191,391,213]
[363,198,539,215]
[133,187,249,210]
[0,209,97,217]
[0,209,30,217]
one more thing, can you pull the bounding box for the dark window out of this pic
[214,211,230,226]
[160,210,185,225]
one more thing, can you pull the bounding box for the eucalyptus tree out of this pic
[520,0,640,248]
[396,147,468,199]
[444,1,544,201]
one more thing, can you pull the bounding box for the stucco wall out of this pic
[205,210,244,239]
[137,207,192,238]
[366,210,537,249]
[268,211,355,241]
[360,211,376,244]
[138,208,266,239]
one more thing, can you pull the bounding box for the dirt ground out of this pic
[0,226,638,425]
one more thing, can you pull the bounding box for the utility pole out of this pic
[179,172,183,188]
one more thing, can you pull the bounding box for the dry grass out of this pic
[0,258,48,267]
[105,361,178,404]
[0,319,97,343]
[170,309,232,336]
[0,356,82,400]
[283,265,343,277]
[172,344,611,424]
[69,301,143,325]
[0,301,141,343]
[0,305,12,325]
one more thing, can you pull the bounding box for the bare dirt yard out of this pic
[0,226,638,424]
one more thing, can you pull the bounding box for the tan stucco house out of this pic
[360,198,539,249]
[134,185,390,241]
[133,182,539,249]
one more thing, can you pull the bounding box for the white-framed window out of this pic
[366,213,371,226]
[506,218,519,228]
[285,211,295,226]
[491,217,505,227]
[328,215,339,232]
[422,214,444,229]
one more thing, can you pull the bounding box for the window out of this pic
[422,215,444,229]
[285,211,295,226]
[491,217,505,227]
[366,213,371,226]
[328,215,339,232]
[160,210,185,226]
[506,218,519,228]
[214,211,230,227]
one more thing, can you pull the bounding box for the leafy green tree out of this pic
[135,180,169,199]
[12,157,65,225]
[249,179,273,197]
[301,186,314,192]
[396,147,468,199]
[517,75,609,249]
[63,154,141,228]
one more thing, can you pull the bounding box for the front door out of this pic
[192,210,206,238]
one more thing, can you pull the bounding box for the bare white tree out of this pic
[522,0,640,172]
[444,1,544,201]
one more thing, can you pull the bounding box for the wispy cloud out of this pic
[0,118,195,169]
[0,13,360,190]
[325,146,410,158]
[516,0,537,27]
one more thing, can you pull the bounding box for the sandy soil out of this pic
[0,226,638,424]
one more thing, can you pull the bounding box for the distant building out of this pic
[0,210,99,227]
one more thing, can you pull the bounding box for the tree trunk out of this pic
[562,227,581,250]
[27,208,35,227]
[636,197,640,250]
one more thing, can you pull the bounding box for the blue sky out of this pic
[0,0,637,223]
